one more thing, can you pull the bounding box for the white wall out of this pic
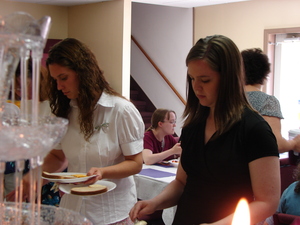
[131,3,193,135]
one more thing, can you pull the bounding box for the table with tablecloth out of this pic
[133,164,178,225]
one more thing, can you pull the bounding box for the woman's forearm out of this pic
[95,152,143,179]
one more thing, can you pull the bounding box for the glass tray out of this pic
[1,202,93,225]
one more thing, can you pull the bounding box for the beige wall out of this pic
[68,0,131,97]
[0,0,130,95]
[0,0,68,39]
[194,0,300,51]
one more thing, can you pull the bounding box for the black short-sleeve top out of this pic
[172,107,279,225]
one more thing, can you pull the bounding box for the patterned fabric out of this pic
[246,91,284,119]
[41,182,61,206]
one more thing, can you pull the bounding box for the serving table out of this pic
[134,164,178,225]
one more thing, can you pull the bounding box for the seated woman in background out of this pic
[264,161,300,225]
[242,48,300,153]
[143,108,181,165]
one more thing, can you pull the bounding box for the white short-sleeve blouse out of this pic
[56,91,144,225]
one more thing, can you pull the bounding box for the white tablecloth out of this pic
[134,164,178,225]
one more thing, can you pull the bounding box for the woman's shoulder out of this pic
[247,91,280,104]
[284,181,299,193]
[144,130,156,142]
[247,91,269,99]
[240,107,271,133]
[247,91,268,108]
[247,92,283,118]
[144,130,154,137]
[264,95,281,106]
[98,92,137,111]
[261,95,283,118]
[281,181,300,201]
[242,107,266,123]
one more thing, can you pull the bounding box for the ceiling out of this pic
[7,0,250,8]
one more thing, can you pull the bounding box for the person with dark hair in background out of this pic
[143,108,181,165]
[7,38,145,225]
[129,35,280,225]
[242,48,300,153]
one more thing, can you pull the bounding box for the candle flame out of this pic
[232,198,250,225]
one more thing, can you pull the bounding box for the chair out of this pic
[273,212,300,225]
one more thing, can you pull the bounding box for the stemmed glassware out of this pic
[0,11,92,225]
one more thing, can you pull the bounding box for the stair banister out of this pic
[131,35,186,105]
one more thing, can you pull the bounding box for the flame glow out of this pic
[232,198,250,225]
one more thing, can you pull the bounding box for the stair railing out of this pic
[131,35,186,105]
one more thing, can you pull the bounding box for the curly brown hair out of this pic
[46,38,124,141]
[241,48,271,85]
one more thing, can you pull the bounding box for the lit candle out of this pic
[232,198,250,225]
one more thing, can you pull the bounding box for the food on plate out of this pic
[169,159,179,168]
[42,171,73,179]
[70,184,108,196]
[159,161,171,166]
[42,171,87,179]
[135,220,147,225]
[72,174,88,178]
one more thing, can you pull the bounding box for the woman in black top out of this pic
[129,35,280,225]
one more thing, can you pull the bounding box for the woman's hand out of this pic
[129,200,157,222]
[292,134,300,152]
[172,142,182,155]
[83,167,104,184]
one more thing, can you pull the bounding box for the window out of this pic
[273,34,300,138]
[264,28,300,139]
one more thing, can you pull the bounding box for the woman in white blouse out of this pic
[7,38,145,225]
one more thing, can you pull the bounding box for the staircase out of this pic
[130,76,156,130]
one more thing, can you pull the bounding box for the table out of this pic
[134,164,178,225]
